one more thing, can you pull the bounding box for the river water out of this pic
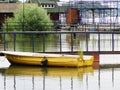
[1,55,120,90]
[0,34,120,90]
[1,33,120,52]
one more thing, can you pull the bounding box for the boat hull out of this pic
[2,51,94,67]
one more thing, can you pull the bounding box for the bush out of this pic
[2,4,53,31]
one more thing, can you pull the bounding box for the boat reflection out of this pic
[2,65,94,77]
[0,66,94,90]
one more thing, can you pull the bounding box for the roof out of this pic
[0,2,65,14]
[30,0,66,13]
[38,0,56,4]
[0,3,19,13]
[30,0,59,4]
[47,6,67,13]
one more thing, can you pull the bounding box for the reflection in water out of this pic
[1,65,120,90]
[1,55,120,90]
[1,34,120,52]
[0,65,93,90]
[2,65,93,77]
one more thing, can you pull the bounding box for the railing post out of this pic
[86,32,88,52]
[71,33,73,53]
[59,33,62,52]
[112,32,114,51]
[32,33,34,52]
[3,33,6,51]
[42,33,45,52]
[98,32,100,52]
[13,33,16,51]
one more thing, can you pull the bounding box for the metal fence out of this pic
[1,31,120,54]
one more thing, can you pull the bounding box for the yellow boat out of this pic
[1,51,94,67]
[3,65,94,77]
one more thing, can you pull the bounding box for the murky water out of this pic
[0,33,120,90]
[1,55,120,90]
[1,33,120,52]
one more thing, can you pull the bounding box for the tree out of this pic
[2,4,53,31]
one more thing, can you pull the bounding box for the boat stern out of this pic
[77,56,94,67]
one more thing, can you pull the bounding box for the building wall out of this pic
[50,13,59,20]
[0,13,13,28]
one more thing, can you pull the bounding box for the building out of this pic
[0,0,67,28]
[0,3,19,28]
[29,0,67,24]
[29,0,60,21]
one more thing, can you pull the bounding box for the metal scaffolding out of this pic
[66,0,120,24]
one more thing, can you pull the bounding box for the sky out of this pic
[61,0,117,1]
[67,0,119,1]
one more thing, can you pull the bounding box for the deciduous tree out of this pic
[3,4,53,31]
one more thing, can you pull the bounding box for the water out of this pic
[1,33,120,90]
[1,33,120,52]
[1,55,120,90]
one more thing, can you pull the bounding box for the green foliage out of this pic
[2,4,53,31]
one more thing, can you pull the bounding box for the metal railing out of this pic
[0,31,120,54]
